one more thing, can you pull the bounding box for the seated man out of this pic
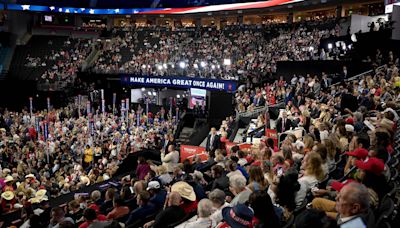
[144,192,186,228]
[48,207,75,228]
[147,181,167,211]
[125,191,156,225]
[184,199,214,228]
[106,198,130,220]
[336,182,375,227]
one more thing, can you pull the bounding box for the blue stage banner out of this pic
[121,75,237,92]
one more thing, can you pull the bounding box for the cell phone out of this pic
[340,217,366,228]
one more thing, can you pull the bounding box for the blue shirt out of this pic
[150,190,167,210]
[126,203,156,225]
[237,165,249,179]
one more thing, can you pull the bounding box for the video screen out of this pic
[44,15,52,22]
[131,89,144,103]
[189,88,206,109]
[385,0,400,13]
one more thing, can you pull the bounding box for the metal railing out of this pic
[332,65,385,86]
[236,102,284,119]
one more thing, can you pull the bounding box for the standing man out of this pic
[206,127,220,152]
[161,145,179,173]
[276,111,292,133]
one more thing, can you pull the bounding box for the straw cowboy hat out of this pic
[4,175,14,183]
[28,189,48,204]
[171,181,196,202]
[35,189,47,199]
[1,191,15,201]
[25,174,35,179]
[28,197,41,204]
[2,168,11,175]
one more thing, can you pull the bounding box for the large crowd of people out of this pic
[1,45,398,227]
[92,19,341,81]
[0,103,178,213]
[24,38,93,84]
[1,11,400,228]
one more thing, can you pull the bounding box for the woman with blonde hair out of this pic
[156,165,172,185]
[322,138,337,169]
[247,165,268,192]
[301,109,311,133]
[295,152,325,207]
[303,135,314,154]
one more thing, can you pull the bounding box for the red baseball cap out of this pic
[346,117,354,125]
[355,157,385,176]
[345,148,369,160]
[331,179,355,192]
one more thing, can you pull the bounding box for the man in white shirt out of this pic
[336,182,373,227]
[184,199,215,228]
[161,145,179,173]
[209,189,230,225]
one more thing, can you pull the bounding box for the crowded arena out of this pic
[0,0,400,227]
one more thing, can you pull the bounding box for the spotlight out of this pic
[223,59,231,66]
[147,65,151,69]
[157,65,163,70]
[179,61,186,69]
[327,43,333,49]
[141,88,145,91]
[194,63,198,69]
[211,65,215,70]
[147,91,152,96]
[163,63,168,69]
[200,61,207,67]
[141,64,146,69]
[177,94,181,98]
[152,91,157,96]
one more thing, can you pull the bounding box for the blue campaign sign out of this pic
[121,75,237,92]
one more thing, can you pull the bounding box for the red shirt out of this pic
[180,200,198,214]
[78,215,107,228]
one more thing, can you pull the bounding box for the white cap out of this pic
[345,124,354,132]
[146,181,161,190]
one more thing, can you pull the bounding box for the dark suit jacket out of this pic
[255,96,266,107]
[321,78,331,89]
[206,134,220,152]
[210,175,230,194]
[341,93,359,112]
[276,118,293,133]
